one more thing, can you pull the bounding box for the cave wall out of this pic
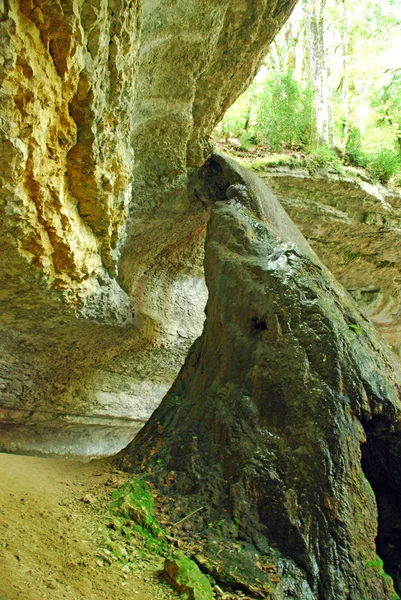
[0,0,297,457]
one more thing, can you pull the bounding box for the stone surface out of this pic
[163,554,214,600]
[0,0,297,455]
[120,160,401,599]
[257,165,401,357]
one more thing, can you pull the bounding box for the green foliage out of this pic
[349,323,362,335]
[220,114,248,138]
[360,0,401,46]
[366,148,401,183]
[345,124,368,167]
[239,130,260,151]
[255,72,313,151]
[218,84,256,138]
[307,146,345,174]
[213,0,401,186]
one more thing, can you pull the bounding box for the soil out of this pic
[0,452,180,600]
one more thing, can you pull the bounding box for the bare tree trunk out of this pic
[342,0,350,148]
[326,34,335,147]
[304,0,332,147]
[267,40,284,72]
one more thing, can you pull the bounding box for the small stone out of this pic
[81,494,96,504]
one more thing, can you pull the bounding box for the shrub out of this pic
[366,148,401,183]
[307,146,344,174]
[255,72,313,151]
[345,124,368,168]
[239,130,260,150]
[219,114,248,139]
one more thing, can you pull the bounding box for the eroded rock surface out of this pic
[120,160,401,599]
[0,0,297,456]
[258,165,401,357]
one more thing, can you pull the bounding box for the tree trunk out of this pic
[304,0,332,147]
[118,154,401,599]
[267,40,284,72]
[342,0,350,147]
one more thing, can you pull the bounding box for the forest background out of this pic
[216,0,401,184]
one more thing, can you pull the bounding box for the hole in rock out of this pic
[253,316,267,330]
[361,417,401,594]
[188,158,230,204]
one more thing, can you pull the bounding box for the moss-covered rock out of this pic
[163,554,213,600]
[111,479,155,529]
[120,157,401,599]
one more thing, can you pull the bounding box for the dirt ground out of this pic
[0,452,180,600]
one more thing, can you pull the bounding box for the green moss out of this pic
[244,154,302,172]
[109,479,215,598]
[365,555,393,581]
[111,478,155,529]
[164,554,214,600]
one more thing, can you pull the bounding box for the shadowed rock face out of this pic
[0,1,297,456]
[119,158,401,599]
[258,166,401,357]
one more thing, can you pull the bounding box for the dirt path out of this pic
[0,452,179,600]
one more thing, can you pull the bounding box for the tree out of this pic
[304,0,334,147]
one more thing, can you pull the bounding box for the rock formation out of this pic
[119,156,401,599]
[3,2,401,597]
[258,164,401,357]
[0,0,297,457]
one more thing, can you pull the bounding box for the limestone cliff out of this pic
[0,0,297,456]
[3,3,401,596]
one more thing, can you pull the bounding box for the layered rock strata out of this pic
[258,165,401,357]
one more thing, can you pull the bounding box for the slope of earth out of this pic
[0,452,180,600]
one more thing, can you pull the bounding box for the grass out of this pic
[214,137,401,187]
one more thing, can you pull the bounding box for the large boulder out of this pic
[119,157,401,599]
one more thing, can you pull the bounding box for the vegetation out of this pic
[108,477,214,599]
[215,0,401,184]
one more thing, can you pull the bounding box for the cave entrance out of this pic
[361,417,401,594]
